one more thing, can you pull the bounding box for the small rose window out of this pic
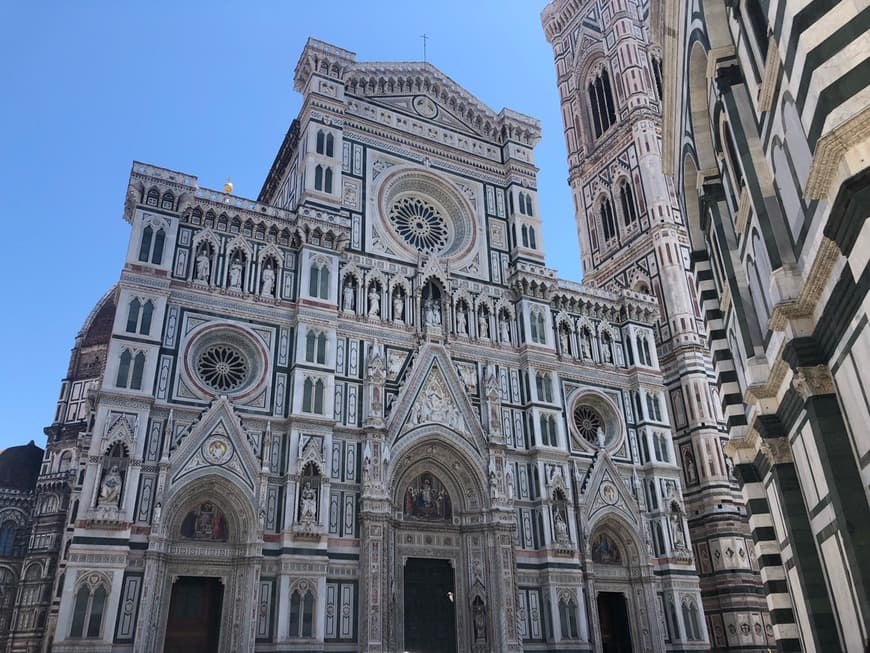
[196,344,250,392]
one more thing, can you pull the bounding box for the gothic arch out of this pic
[160,474,258,545]
[389,436,489,515]
[587,511,647,568]
[700,0,733,51]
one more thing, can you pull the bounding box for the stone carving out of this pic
[411,374,461,429]
[456,305,468,335]
[499,316,510,343]
[478,312,489,338]
[473,597,487,641]
[554,512,570,545]
[591,532,622,564]
[195,249,211,283]
[99,466,122,506]
[393,292,404,322]
[560,328,570,355]
[368,286,380,317]
[343,282,355,312]
[791,365,835,400]
[229,259,243,290]
[299,482,318,524]
[423,297,441,326]
[260,264,275,297]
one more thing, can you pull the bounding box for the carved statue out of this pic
[560,329,570,355]
[343,282,355,312]
[596,426,606,448]
[581,333,592,359]
[423,297,441,326]
[602,340,612,363]
[195,250,210,282]
[456,306,467,335]
[228,259,243,290]
[478,312,489,338]
[299,482,318,523]
[99,465,122,506]
[554,512,570,545]
[473,600,487,641]
[260,265,275,297]
[393,293,404,322]
[499,316,510,343]
[368,287,380,317]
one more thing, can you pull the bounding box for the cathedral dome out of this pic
[0,440,43,491]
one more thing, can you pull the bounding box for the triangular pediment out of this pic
[169,397,258,494]
[387,344,486,454]
[362,94,484,138]
[582,451,639,526]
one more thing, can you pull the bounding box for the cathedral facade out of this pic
[4,35,708,653]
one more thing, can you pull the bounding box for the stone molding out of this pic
[757,37,779,112]
[768,237,840,331]
[805,105,870,199]
[791,365,835,400]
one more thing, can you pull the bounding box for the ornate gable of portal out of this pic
[387,343,487,455]
[168,396,258,494]
[581,450,640,527]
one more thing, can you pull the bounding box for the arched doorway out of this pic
[135,475,260,653]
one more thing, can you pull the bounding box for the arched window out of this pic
[651,56,663,100]
[125,299,140,333]
[587,67,617,138]
[529,226,536,249]
[305,330,327,364]
[682,599,701,640]
[654,521,666,555]
[525,194,534,216]
[521,224,529,247]
[116,350,132,388]
[131,352,145,390]
[145,188,159,207]
[619,181,638,226]
[601,198,617,241]
[314,165,324,191]
[324,168,333,194]
[308,260,331,300]
[160,191,174,210]
[140,301,153,335]
[0,520,17,556]
[138,226,153,262]
[642,337,652,366]
[325,133,334,157]
[302,378,325,414]
[58,451,73,473]
[70,582,107,638]
[536,372,553,403]
[539,414,558,447]
[151,229,165,264]
[647,479,658,508]
[315,130,325,154]
[289,587,315,637]
[558,595,579,639]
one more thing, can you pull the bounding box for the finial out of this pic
[223,177,234,194]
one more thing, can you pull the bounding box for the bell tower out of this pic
[542,0,774,648]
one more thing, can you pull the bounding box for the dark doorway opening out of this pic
[165,576,223,653]
[598,591,633,653]
[404,557,457,653]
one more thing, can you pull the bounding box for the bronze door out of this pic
[598,591,633,653]
[164,576,223,653]
[404,558,457,653]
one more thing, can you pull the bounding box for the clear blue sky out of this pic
[0,1,580,450]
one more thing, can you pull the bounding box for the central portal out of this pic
[164,576,223,653]
[597,591,633,653]
[404,558,457,653]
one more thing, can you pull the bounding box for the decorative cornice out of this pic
[805,105,870,200]
[757,37,779,112]
[791,365,835,400]
[769,237,840,332]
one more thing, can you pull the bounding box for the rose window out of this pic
[573,406,603,443]
[196,344,249,392]
[388,197,449,254]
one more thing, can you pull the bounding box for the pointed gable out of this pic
[387,344,486,454]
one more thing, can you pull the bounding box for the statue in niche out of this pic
[560,329,570,355]
[368,286,380,317]
[404,473,452,520]
[260,264,275,297]
[456,305,467,335]
[596,426,607,448]
[299,482,318,523]
[393,292,404,322]
[472,598,487,641]
[195,248,211,282]
[423,297,441,326]
[181,502,226,541]
[601,338,612,363]
[478,311,489,338]
[499,315,510,343]
[591,532,622,564]
[581,331,592,359]
[343,282,355,312]
[411,380,460,429]
[98,465,122,506]
[228,258,243,290]
[554,512,570,545]
[670,501,688,549]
